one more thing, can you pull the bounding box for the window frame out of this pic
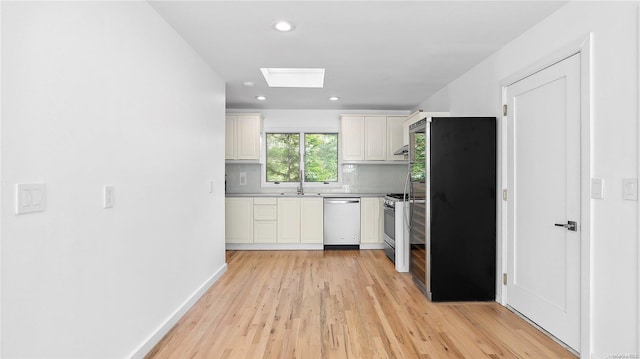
[262,131,342,189]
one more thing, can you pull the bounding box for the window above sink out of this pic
[263,132,340,189]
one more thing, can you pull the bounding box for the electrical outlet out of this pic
[239,172,247,186]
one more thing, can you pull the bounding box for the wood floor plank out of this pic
[146,250,576,359]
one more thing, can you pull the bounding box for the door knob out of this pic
[554,221,577,232]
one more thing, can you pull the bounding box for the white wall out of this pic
[1,2,227,358]
[417,2,638,357]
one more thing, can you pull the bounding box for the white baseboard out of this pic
[226,243,385,250]
[359,243,385,250]
[129,263,228,358]
[226,243,324,250]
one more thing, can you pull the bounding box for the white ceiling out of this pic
[150,1,567,111]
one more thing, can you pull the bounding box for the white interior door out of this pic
[506,53,581,352]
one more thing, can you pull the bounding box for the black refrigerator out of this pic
[408,116,496,302]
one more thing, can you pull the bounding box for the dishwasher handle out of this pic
[324,198,360,204]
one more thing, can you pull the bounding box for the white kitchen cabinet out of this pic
[340,115,385,161]
[364,116,387,161]
[254,197,277,243]
[254,197,277,220]
[341,115,409,162]
[254,221,277,244]
[360,197,383,244]
[225,116,236,159]
[225,113,262,161]
[340,116,365,161]
[386,116,407,161]
[277,198,301,243]
[300,198,323,244]
[225,197,253,244]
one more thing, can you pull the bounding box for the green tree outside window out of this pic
[266,132,338,183]
[266,133,300,182]
[305,133,338,182]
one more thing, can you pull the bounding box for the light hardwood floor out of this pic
[146,250,576,358]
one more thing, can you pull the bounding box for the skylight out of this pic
[260,68,325,88]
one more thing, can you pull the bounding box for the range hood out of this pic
[394,144,409,155]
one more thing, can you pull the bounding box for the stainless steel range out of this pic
[383,193,409,272]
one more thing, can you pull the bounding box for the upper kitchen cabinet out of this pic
[341,115,406,162]
[225,113,262,161]
[386,116,407,161]
[364,116,387,161]
[340,116,365,161]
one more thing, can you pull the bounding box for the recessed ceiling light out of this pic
[260,68,325,88]
[273,21,295,32]
[243,81,255,87]
[255,95,267,101]
[329,96,340,101]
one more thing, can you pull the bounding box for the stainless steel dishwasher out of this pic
[323,197,361,248]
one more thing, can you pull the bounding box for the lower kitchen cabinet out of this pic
[300,198,323,243]
[226,195,378,249]
[361,197,383,244]
[277,198,301,243]
[254,198,277,243]
[277,197,324,244]
[225,197,253,244]
[254,221,277,243]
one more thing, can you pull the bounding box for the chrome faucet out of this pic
[297,169,304,195]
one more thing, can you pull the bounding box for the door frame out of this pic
[637,4,640,355]
[0,3,4,355]
[499,33,592,355]
[636,3,640,351]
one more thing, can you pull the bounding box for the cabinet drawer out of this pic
[254,197,277,205]
[254,204,277,220]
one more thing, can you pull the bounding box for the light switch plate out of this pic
[104,186,115,208]
[591,178,604,199]
[16,183,47,214]
[623,178,638,200]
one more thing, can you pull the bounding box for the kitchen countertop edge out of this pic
[225,193,387,198]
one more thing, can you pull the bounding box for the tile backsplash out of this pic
[225,162,408,194]
[225,163,262,193]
